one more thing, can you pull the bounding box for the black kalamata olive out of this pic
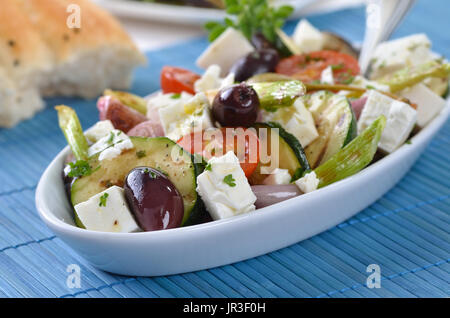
[124,167,184,231]
[212,83,259,127]
[251,32,275,50]
[230,49,280,82]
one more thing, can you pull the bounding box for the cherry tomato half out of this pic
[160,66,200,95]
[177,127,260,178]
[276,50,360,84]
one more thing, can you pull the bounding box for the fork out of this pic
[359,0,417,76]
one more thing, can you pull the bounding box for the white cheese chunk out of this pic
[358,90,417,153]
[262,98,319,147]
[196,151,256,220]
[196,28,254,75]
[74,186,141,233]
[400,83,446,127]
[262,168,292,185]
[147,92,193,115]
[292,19,324,53]
[159,92,214,141]
[320,66,334,84]
[194,64,235,93]
[370,34,432,79]
[295,171,319,193]
[84,120,115,143]
[88,129,134,161]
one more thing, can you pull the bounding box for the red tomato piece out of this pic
[160,66,200,95]
[177,127,260,178]
[276,50,360,84]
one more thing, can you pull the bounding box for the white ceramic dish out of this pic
[92,0,316,25]
[35,97,449,276]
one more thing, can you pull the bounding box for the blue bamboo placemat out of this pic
[0,0,449,298]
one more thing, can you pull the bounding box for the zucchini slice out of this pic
[304,91,357,169]
[249,122,310,184]
[71,137,202,227]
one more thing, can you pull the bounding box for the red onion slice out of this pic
[252,185,302,209]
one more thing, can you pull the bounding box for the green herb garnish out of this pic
[171,93,181,99]
[331,63,344,71]
[99,193,109,207]
[223,174,236,187]
[67,160,99,178]
[106,131,115,145]
[205,163,212,171]
[136,150,146,158]
[205,0,293,48]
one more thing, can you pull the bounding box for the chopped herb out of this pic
[99,193,109,207]
[204,0,293,52]
[366,85,376,90]
[342,76,355,85]
[67,160,99,178]
[331,63,344,71]
[171,93,181,99]
[223,174,236,187]
[205,163,212,171]
[136,150,146,158]
[149,171,157,178]
[405,139,412,144]
[107,131,115,145]
[144,168,150,173]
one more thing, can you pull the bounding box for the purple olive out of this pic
[230,48,280,82]
[251,32,275,50]
[212,83,259,127]
[124,167,184,231]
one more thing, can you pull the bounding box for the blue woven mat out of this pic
[0,0,449,298]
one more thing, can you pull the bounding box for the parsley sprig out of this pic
[67,160,100,178]
[223,174,236,187]
[99,193,109,207]
[205,0,293,45]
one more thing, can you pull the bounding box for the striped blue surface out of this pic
[0,0,449,298]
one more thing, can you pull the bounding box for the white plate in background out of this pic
[92,0,340,25]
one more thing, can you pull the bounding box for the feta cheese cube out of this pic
[196,151,256,220]
[194,64,235,93]
[262,98,319,147]
[262,168,292,185]
[74,186,141,233]
[88,129,134,161]
[196,28,254,75]
[370,34,432,79]
[400,83,446,127]
[321,66,334,84]
[295,171,319,193]
[84,120,115,143]
[159,92,214,141]
[292,19,324,53]
[358,90,417,153]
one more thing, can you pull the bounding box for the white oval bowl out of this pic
[36,101,449,276]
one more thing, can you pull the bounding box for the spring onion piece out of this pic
[55,105,90,161]
[251,80,306,111]
[379,60,450,92]
[314,115,386,188]
[304,83,414,106]
[103,89,147,115]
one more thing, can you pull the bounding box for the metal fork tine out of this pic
[359,0,416,76]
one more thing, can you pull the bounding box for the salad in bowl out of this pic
[52,2,449,237]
